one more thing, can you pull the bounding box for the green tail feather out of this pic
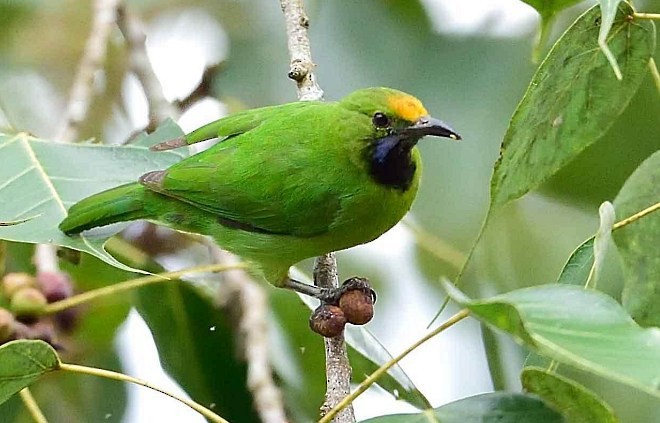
[59,183,149,234]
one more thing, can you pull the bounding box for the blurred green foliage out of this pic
[0,0,658,422]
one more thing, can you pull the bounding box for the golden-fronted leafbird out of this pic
[59,87,460,301]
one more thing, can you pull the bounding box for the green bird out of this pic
[59,87,460,301]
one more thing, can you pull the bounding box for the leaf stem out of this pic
[319,309,470,423]
[428,214,489,327]
[58,363,230,423]
[19,388,48,423]
[42,262,247,314]
[532,15,554,63]
[612,201,660,230]
[633,12,660,20]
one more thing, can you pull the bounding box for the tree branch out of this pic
[279,1,354,421]
[279,0,324,101]
[314,254,355,422]
[211,249,287,423]
[116,4,179,126]
[56,0,121,142]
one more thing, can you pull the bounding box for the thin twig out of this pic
[319,309,470,423]
[56,0,121,142]
[314,254,354,422]
[612,201,660,230]
[633,12,660,20]
[43,262,247,314]
[211,249,287,423]
[58,363,229,423]
[19,388,48,423]
[279,0,324,101]
[116,4,179,126]
[279,1,354,421]
[175,63,224,111]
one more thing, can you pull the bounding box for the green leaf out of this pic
[490,3,655,208]
[613,150,660,327]
[0,120,185,273]
[0,348,127,423]
[556,237,594,286]
[445,283,660,398]
[520,0,583,19]
[361,392,564,422]
[136,279,260,423]
[0,340,59,405]
[522,366,618,423]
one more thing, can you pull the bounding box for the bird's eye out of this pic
[372,112,390,128]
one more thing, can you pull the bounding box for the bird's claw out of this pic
[317,277,376,305]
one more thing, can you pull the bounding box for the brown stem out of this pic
[279,0,353,420]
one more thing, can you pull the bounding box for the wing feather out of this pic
[142,102,363,237]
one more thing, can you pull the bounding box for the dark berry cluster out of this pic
[0,271,78,348]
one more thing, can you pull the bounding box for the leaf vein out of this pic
[0,165,36,191]
[19,135,67,216]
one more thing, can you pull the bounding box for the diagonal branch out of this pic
[56,0,121,142]
[116,4,179,126]
[279,1,354,421]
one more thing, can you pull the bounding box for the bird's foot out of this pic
[284,276,375,306]
[285,277,376,337]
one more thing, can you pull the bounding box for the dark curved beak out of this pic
[402,116,461,140]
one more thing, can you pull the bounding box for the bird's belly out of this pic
[324,186,417,251]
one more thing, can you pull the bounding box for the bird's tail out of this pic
[59,183,151,235]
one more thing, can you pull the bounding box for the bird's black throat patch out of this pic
[368,134,419,191]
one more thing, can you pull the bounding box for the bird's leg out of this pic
[284,277,376,305]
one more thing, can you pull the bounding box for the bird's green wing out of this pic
[142,102,362,236]
[152,101,319,150]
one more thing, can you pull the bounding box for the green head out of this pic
[339,87,460,191]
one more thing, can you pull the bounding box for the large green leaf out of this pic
[446,283,660,398]
[0,120,186,273]
[136,278,260,423]
[0,348,127,423]
[0,340,59,405]
[361,392,564,422]
[522,366,618,423]
[490,3,655,207]
[613,150,660,327]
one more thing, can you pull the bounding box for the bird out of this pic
[59,87,460,302]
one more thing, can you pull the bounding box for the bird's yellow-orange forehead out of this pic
[387,94,428,122]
